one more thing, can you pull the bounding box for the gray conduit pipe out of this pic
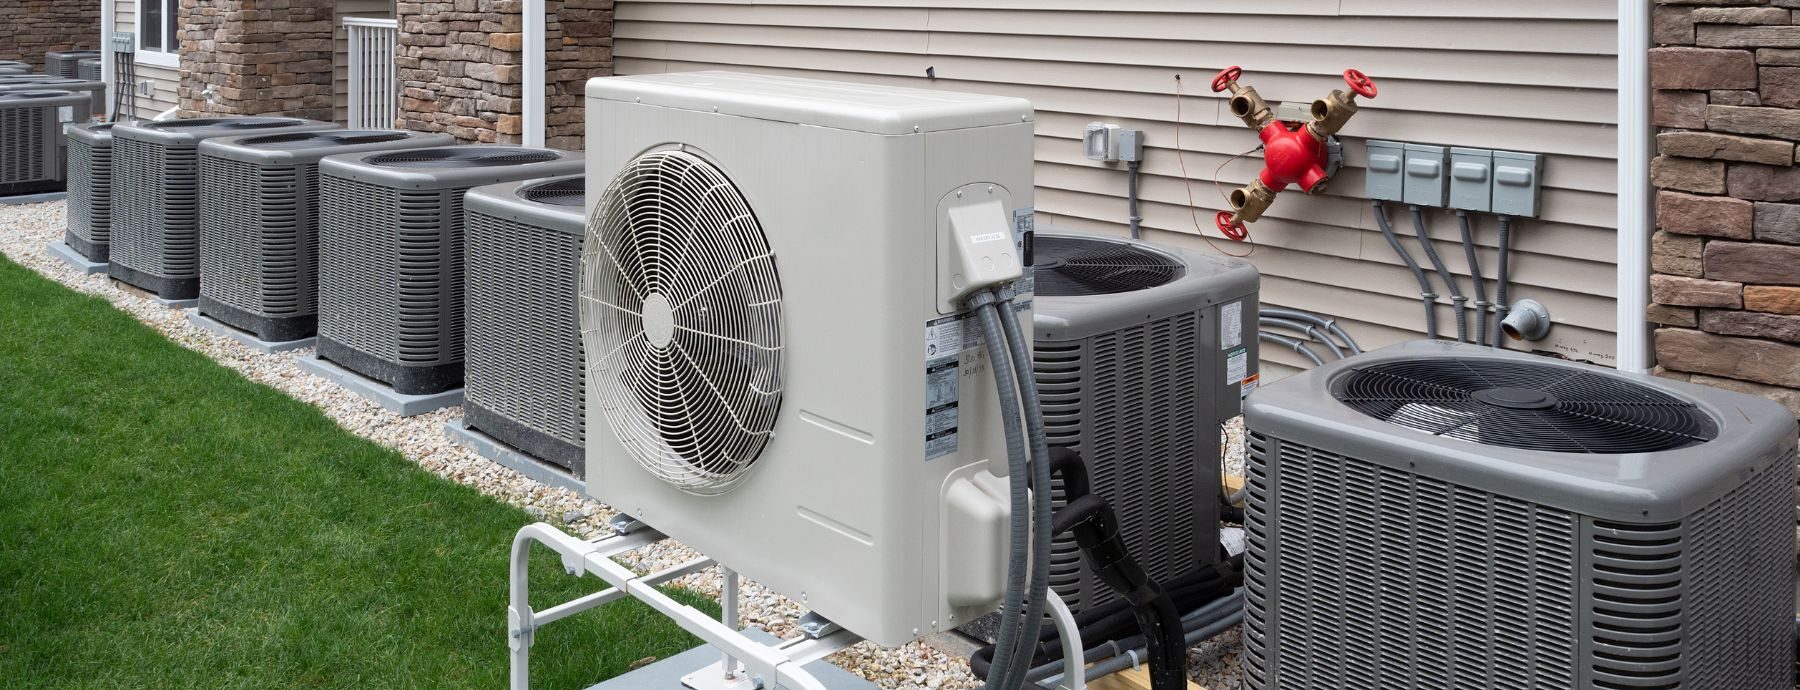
[1372,201,1438,339]
[1127,160,1143,240]
[1458,211,1491,347]
[1259,332,1324,367]
[1259,307,1362,355]
[996,294,1057,686]
[968,291,1034,690]
[1492,215,1514,349]
[1034,590,1246,687]
[1410,205,1467,342]
[1259,317,1346,359]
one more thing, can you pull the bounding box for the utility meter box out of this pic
[1492,150,1545,218]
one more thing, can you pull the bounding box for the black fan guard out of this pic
[1033,235,1184,297]
[238,130,414,149]
[150,117,306,130]
[519,177,584,207]
[1330,358,1718,454]
[368,147,561,168]
[0,91,76,100]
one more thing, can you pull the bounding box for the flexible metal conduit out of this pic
[1492,215,1514,348]
[1259,332,1324,367]
[1372,201,1437,339]
[1410,205,1466,342]
[1457,211,1491,347]
[1260,307,1362,355]
[1259,317,1346,360]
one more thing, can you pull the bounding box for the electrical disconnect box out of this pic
[1117,128,1144,163]
[1364,140,1405,202]
[1084,122,1120,161]
[1492,150,1545,218]
[1448,147,1493,212]
[1402,143,1448,208]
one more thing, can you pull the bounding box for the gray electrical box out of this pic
[1402,143,1448,207]
[1364,140,1405,202]
[1117,128,1144,162]
[1448,147,1492,212]
[1492,150,1545,218]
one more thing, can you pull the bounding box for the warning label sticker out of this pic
[1240,372,1260,399]
[925,360,961,461]
[1226,347,1248,385]
[1221,301,1243,350]
[926,313,985,365]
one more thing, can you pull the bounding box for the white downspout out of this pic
[101,0,115,119]
[1615,0,1652,373]
[523,0,545,147]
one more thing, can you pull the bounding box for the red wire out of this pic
[1173,74,1255,258]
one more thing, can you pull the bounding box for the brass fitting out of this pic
[1227,179,1279,224]
[1306,88,1359,140]
[1224,83,1273,130]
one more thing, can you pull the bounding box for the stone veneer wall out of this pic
[0,0,101,70]
[179,0,337,120]
[1647,0,1800,420]
[396,0,612,146]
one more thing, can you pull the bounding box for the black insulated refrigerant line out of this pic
[1410,205,1467,342]
[1372,201,1438,339]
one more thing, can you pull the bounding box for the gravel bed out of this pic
[1,199,1248,690]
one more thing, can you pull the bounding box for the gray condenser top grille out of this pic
[1030,231,1259,613]
[0,77,103,122]
[462,175,586,471]
[1241,340,1799,690]
[66,122,116,260]
[0,90,85,186]
[315,146,582,395]
[108,117,338,297]
[195,130,454,341]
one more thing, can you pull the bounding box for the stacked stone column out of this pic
[0,1,100,70]
[1648,0,1800,419]
[179,0,337,120]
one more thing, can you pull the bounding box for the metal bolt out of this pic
[986,186,994,194]
[956,190,963,198]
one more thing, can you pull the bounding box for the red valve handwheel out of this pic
[1343,69,1378,99]
[1210,66,1242,93]
[1215,211,1249,241]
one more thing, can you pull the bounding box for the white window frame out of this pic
[135,0,180,68]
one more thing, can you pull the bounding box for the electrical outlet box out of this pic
[1364,140,1405,202]
[1448,147,1493,212]
[1117,129,1144,163]
[1492,150,1545,218]
[1403,143,1449,208]
[1083,122,1121,162]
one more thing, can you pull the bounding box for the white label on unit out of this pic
[970,232,1007,244]
[58,106,73,123]
[1221,301,1243,350]
[925,359,960,461]
[1226,348,1248,386]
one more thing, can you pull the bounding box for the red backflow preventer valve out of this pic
[1210,67,1378,239]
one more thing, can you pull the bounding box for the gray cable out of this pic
[1259,331,1324,367]
[1127,160,1143,240]
[1259,317,1346,359]
[1259,306,1362,355]
[969,291,1033,690]
[1492,214,1514,349]
[1372,201,1438,339]
[1410,204,1466,342]
[996,295,1055,685]
[1037,590,1247,687]
[1458,211,1491,347]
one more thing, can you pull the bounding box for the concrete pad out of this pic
[585,628,876,690]
[444,418,582,492]
[296,354,463,417]
[1,191,67,205]
[150,295,199,309]
[45,239,105,274]
[186,310,317,354]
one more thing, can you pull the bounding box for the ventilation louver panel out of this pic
[1331,359,1718,453]
[369,148,561,168]
[0,100,49,184]
[1033,234,1185,296]
[463,177,587,470]
[581,150,784,496]
[76,58,100,81]
[66,124,114,261]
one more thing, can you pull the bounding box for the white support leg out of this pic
[1047,591,1085,690]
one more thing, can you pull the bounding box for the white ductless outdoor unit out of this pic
[581,72,1036,647]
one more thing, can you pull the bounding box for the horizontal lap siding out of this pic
[113,0,180,119]
[612,1,1620,379]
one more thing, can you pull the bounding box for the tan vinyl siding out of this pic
[113,0,179,119]
[332,0,395,126]
[612,1,1622,379]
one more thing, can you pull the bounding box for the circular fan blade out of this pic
[1034,235,1185,297]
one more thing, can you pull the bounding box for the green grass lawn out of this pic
[0,255,714,689]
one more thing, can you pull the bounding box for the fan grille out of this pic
[580,150,783,495]
[368,147,561,168]
[149,117,306,130]
[1331,358,1718,453]
[238,130,414,149]
[1034,235,1184,297]
[520,177,585,207]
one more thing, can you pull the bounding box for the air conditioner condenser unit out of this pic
[195,129,455,343]
[77,57,100,82]
[108,117,339,300]
[315,146,581,395]
[582,71,1036,647]
[65,122,116,262]
[1030,232,1260,613]
[44,50,101,79]
[463,175,587,472]
[0,90,87,195]
[1242,340,1797,690]
[0,76,102,123]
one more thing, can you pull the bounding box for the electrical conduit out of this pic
[1373,201,1438,339]
[1410,205,1467,342]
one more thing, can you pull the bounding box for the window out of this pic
[137,0,179,63]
